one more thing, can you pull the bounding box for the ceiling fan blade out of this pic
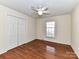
[31,7,38,12]
[43,11,49,13]
[43,13,50,15]
[43,11,50,15]
[42,7,48,11]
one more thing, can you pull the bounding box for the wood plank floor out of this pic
[0,39,78,59]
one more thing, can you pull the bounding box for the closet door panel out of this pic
[5,16,18,50]
[18,19,27,45]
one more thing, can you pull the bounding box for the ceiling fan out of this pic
[32,6,50,16]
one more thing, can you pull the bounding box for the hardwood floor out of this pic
[0,39,78,59]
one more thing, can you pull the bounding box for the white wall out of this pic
[71,4,79,58]
[0,5,36,54]
[36,15,71,45]
[27,17,36,41]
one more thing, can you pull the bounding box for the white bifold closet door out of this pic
[18,17,27,45]
[5,15,26,50]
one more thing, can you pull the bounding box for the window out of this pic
[46,21,55,38]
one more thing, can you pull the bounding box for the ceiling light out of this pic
[38,10,43,15]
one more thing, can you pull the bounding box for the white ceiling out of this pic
[0,0,79,18]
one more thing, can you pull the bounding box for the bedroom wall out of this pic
[71,4,79,58]
[36,14,71,45]
[0,5,36,54]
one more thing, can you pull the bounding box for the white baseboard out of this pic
[0,39,35,55]
[71,46,79,58]
[0,50,8,55]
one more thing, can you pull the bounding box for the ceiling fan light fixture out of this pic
[38,10,43,15]
[32,6,49,16]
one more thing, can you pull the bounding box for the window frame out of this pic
[45,20,56,39]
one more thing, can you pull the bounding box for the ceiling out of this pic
[0,0,79,18]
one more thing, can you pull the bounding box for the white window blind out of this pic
[46,21,55,38]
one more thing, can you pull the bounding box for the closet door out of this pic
[18,18,27,45]
[5,15,27,50]
[5,16,18,50]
